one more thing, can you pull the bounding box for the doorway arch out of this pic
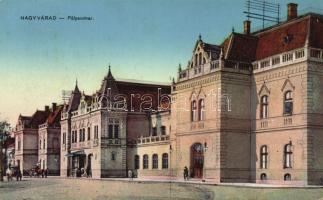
[190,143,204,178]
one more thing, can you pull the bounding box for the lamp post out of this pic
[202,142,208,182]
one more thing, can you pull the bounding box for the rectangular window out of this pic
[87,127,91,140]
[63,133,66,144]
[310,49,321,58]
[43,139,45,149]
[79,129,82,142]
[75,131,78,142]
[284,102,293,115]
[152,127,157,136]
[272,56,280,65]
[114,125,119,138]
[161,126,166,135]
[252,63,258,70]
[295,50,304,59]
[260,60,270,68]
[108,125,113,139]
[94,125,99,139]
[282,53,293,62]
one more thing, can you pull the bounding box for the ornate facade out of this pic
[10,3,323,185]
[171,4,323,185]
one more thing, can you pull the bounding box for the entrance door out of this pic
[190,143,204,178]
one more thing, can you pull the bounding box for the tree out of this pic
[0,121,10,137]
[0,120,10,181]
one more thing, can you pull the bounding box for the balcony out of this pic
[177,60,251,82]
[252,47,323,74]
[104,138,120,145]
[71,140,93,150]
[137,135,170,145]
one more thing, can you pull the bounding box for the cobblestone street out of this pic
[2,178,323,200]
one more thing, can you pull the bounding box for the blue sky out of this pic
[0,0,322,125]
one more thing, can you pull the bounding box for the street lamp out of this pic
[202,142,208,182]
[169,144,173,199]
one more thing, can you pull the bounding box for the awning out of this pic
[65,150,85,157]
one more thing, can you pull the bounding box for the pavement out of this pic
[46,176,323,188]
[2,177,323,200]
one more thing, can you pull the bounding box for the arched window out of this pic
[162,153,169,169]
[260,173,267,180]
[284,173,291,181]
[260,145,268,169]
[284,91,293,115]
[134,155,140,169]
[198,99,205,121]
[143,154,148,169]
[260,95,268,119]
[284,143,292,168]
[191,100,197,121]
[152,154,158,169]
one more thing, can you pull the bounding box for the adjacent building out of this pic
[60,68,171,178]
[12,104,62,175]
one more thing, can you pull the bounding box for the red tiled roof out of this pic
[115,81,171,111]
[223,33,258,62]
[46,105,63,126]
[218,13,323,62]
[29,110,50,128]
[255,16,309,60]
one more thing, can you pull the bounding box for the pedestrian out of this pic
[6,167,12,182]
[41,169,44,178]
[128,169,133,181]
[184,166,189,181]
[16,168,22,181]
[86,167,92,178]
[45,168,48,178]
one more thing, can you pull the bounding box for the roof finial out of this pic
[106,63,114,80]
[178,63,182,72]
[232,26,235,33]
[198,34,202,41]
[74,77,80,93]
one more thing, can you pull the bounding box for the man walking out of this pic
[183,166,189,181]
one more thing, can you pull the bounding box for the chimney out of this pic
[287,3,298,21]
[45,106,50,112]
[244,20,251,35]
[52,103,57,111]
